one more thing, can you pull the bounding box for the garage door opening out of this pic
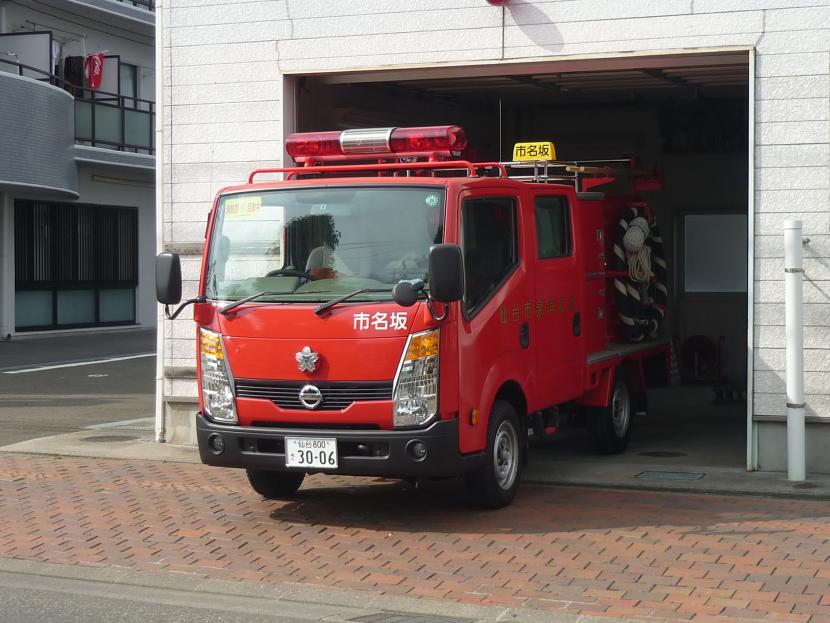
[290,51,750,471]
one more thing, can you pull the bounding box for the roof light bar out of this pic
[285,126,467,163]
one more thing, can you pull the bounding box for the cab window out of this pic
[534,195,571,259]
[461,196,518,316]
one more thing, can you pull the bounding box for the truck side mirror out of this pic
[428,244,464,303]
[156,252,182,305]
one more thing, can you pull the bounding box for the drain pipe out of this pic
[153,0,166,443]
[784,220,805,481]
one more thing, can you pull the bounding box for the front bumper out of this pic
[196,413,484,478]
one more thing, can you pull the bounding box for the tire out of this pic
[466,400,524,509]
[246,469,305,499]
[588,377,633,454]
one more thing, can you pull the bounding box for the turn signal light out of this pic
[285,126,467,162]
[404,330,440,361]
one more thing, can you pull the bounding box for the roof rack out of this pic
[247,161,508,184]
[499,158,656,192]
[246,157,661,192]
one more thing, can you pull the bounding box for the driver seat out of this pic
[305,245,336,281]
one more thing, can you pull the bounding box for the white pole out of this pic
[784,219,805,481]
[153,0,166,443]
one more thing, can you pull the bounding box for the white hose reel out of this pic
[623,216,652,284]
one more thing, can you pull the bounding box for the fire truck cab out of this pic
[157,125,671,509]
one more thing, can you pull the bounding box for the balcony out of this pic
[74,92,155,155]
[0,58,155,156]
[59,0,154,31]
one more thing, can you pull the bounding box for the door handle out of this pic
[572,312,581,337]
[519,322,530,349]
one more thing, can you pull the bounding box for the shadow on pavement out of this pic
[265,474,830,535]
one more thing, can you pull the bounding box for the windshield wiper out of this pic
[220,291,294,316]
[314,288,390,316]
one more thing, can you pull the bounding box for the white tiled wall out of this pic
[161,0,830,441]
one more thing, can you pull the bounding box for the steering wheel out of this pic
[265,269,312,279]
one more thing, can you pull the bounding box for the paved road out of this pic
[0,570,394,623]
[1,453,828,623]
[0,329,155,446]
[0,329,155,371]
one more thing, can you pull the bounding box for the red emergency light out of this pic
[285,126,468,163]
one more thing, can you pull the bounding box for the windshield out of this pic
[205,186,445,303]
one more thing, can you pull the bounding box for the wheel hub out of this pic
[493,420,518,490]
[611,383,631,438]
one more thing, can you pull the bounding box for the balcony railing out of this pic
[0,57,155,155]
[74,91,154,154]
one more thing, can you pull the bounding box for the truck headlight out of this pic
[200,328,237,424]
[393,329,439,428]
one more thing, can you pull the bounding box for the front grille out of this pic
[251,421,380,430]
[236,379,393,411]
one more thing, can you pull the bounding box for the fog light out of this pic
[208,433,225,454]
[407,440,427,461]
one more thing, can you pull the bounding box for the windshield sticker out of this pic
[425,193,440,208]
[225,195,262,219]
[353,312,408,331]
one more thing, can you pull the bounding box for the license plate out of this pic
[285,437,338,469]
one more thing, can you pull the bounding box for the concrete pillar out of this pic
[0,193,14,338]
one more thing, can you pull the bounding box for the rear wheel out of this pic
[466,400,523,509]
[246,469,305,499]
[588,377,632,454]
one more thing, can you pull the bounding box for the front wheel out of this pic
[588,377,632,454]
[246,469,305,499]
[466,400,524,509]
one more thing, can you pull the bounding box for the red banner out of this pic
[84,53,104,90]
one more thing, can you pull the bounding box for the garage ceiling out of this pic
[361,63,748,107]
[305,52,749,105]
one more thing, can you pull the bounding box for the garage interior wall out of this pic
[298,76,749,383]
[291,58,750,470]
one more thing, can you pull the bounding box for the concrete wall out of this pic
[0,73,77,198]
[160,1,830,466]
[75,167,156,328]
[0,193,13,339]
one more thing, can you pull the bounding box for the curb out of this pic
[0,557,655,623]
[523,473,830,501]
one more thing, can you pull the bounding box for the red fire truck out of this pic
[157,125,671,509]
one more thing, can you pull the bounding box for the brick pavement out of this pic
[0,454,828,622]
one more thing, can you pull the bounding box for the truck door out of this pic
[531,193,582,407]
[456,191,532,454]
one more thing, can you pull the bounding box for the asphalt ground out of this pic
[0,329,155,446]
[0,329,155,371]
[0,569,408,623]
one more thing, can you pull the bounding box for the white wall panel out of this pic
[757,98,830,123]
[757,52,829,77]
[756,166,830,190]
[757,29,830,54]
[755,189,830,212]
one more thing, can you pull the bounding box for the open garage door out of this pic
[288,51,751,473]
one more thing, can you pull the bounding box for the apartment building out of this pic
[0,0,155,336]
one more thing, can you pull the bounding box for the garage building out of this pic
[158,0,830,475]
